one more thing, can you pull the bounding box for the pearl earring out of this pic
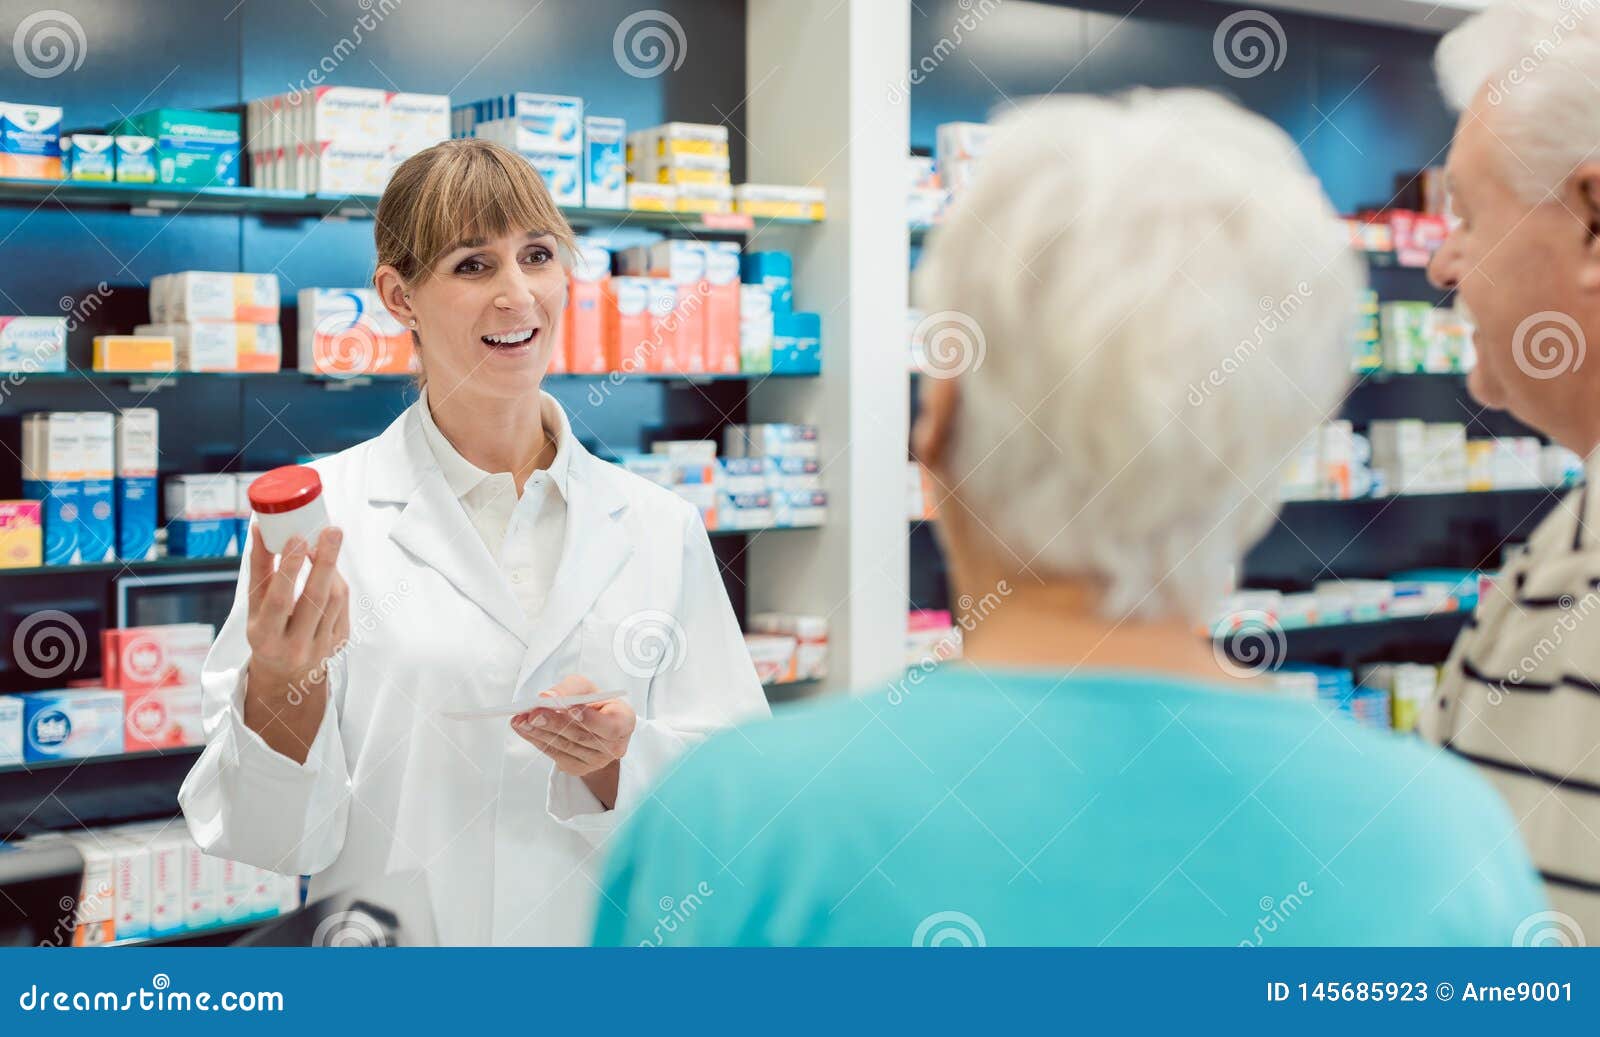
[408,318,417,328]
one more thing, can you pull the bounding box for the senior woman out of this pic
[593,91,1544,946]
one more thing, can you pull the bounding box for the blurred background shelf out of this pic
[0,177,822,236]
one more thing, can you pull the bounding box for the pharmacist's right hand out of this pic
[245,526,349,694]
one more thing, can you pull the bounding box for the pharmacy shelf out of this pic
[8,369,817,390]
[0,555,240,578]
[0,177,821,236]
[107,917,270,948]
[0,524,824,580]
[1280,484,1579,507]
[0,746,202,777]
[911,225,1440,269]
[1211,603,1469,639]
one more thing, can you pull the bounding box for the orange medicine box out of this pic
[702,241,742,374]
[0,500,42,567]
[92,335,175,372]
[101,623,214,693]
[603,277,657,373]
[564,240,611,374]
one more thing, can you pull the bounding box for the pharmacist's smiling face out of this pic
[412,228,568,399]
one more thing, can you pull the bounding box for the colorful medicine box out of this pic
[101,623,214,693]
[772,311,821,375]
[114,135,157,182]
[66,133,115,181]
[0,695,21,765]
[0,102,63,179]
[0,316,67,373]
[114,409,158,561]
[116,108,240,187]
[740,251,793,314]
[583,115,626,209]
[298,288,414,377]
[151,272,279,324]
[20,690,125,762]
[123,684,204,752]
[93,335,175,373]
[0,501,42,568]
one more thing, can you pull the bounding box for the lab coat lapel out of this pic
[519,448,633,680]
[369,406,531,646]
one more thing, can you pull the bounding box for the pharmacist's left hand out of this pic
[510,674,636,777]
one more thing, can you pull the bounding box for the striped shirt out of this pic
[1420,450,1600,943]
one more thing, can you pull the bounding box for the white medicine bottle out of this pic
[248,465,329,553]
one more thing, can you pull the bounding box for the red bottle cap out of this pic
[248,465,323,514]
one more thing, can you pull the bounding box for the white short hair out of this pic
[915,90,1363,621]
[1435,0,1600,201]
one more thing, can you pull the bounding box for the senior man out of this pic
[593,90,1543,947]
[1419,0,1600,942]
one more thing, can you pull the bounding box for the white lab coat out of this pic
[178,400,770,945]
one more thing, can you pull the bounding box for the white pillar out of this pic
[744,0,912,694]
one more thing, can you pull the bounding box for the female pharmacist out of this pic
[179,138,768,945]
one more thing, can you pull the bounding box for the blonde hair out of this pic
[374,138,578,386]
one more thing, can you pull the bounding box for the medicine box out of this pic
[723,422,820,460]
[772,312,821,375]
[0,102,63,179]
[134,322,279,373]
[0,695,21,765]
[0,316,67,373]
[298,288,414,376]
[456,93,583,155]
[67,836,116,945]
[110,834,152,942]
[165,474,238,557]
[301,86,388,145]
[76,411,116,563]
[739,285,773,373]
[22,411,82,565]
[744,633,798,685]
[93,335,175,373]
[583,116,626,209]
[672,182,733,215]
[184,845,220,931]
[630,123,729,161]
[733,184,826,221]
[0,501,42,568]
[645,280,682,374]
[21,689,125,763]
[102,623,214,693]
[740,251,793,314]
[775,489,828,527]
[702,241,741,374]
[116,108,240,187]
[66,134,115,181]
[123,685,204,752]
[603,277,654,372]
[142,828,186,936]
[151,272,279,325]
[113,409,158,561]
[114,135,156,183]
[626,182,675,212]
[565,240,612,374]
[386,92,450,165]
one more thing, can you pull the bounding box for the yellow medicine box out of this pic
[93,335,176,372]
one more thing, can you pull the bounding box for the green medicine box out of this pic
[113,108,241,187]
